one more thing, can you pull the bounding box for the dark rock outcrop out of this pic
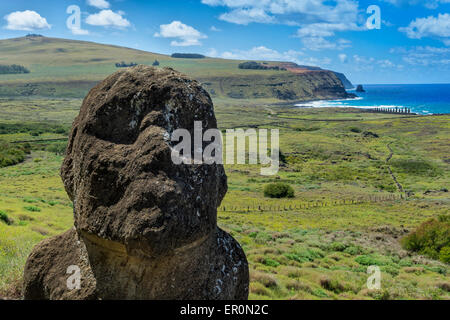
[23,65,249,300]
[333,72,354,89]
[356,84,365,92]
[200,70,354,102]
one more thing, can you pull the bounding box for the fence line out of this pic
[219,193,404,213]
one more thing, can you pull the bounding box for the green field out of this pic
[0,34,448,300]
[0,96,448,299]
[0,36,348,101]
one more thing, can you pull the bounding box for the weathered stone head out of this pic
[23,66,248,300]
[61,65,227,255]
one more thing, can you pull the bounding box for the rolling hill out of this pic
[0,35,353,101]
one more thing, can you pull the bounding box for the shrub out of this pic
[255,232,273,244]
[355,254,391,266]
[249,282,271,296]
[0,142,31,168]
[285,280,311,292]
[285,248,324,263]
[238,61,286,71]
[330,242,347,252]
[263,183,294,198]
[439,247,450,263]
[24,206,41,212]
[0,64,30,74]
[250,271,278,289]
[115,61,137,68]
[319,277,344,293]
[46,142,67,155]
[171,53,205,59]
[391,159,440,176]
[401,217,450,263]
[0,122,68,135]
[263,258,280,268]
[344,245,364,256]
[349,127,362,133]
[0,210,12,225]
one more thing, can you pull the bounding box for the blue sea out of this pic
[298,84,450,115]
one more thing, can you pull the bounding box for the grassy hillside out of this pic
[0,99,448,299]
[0,36,349,100]
[0,35,447,300]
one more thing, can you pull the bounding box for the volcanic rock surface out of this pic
[23,65,249,300]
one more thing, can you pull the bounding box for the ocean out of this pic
[297,84,450,115]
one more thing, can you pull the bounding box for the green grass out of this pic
[0,36,345,101]
[0,142,31,168]
[0,99,448,300]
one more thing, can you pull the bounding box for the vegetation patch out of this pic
[238,61,286,71]
[0,210,12,225]
[23,206,41,212]
[115,61,138,68]
[0,142,30,168]
[0,102,449,299]
[263,183,294,198]
[0,122,68,136]
[401,215,450,263]
[0,64,30,74]
[171,53,205,59]
[391,159,441,176]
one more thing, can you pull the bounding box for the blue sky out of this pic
[1,0,450,84]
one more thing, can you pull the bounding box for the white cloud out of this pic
[201,0,360,26]
[296,22,360,38]
[87,0,110,9]
[4,10,51,31]
[391,46,450,66]
[208,45,332,66]
[339,53,348,63]
[201,1,363,51]
[70,27,89,35]
[295,22,358,51]
[382,0,450,9]
[86,10,130,28]
[221,46,303,61]
[399,13,450,45]
[301,37,351,51]
[377,59,395,68]
[219,8,275,25]
[423,1,450,9]
[155,21,207,46]
[351,54,401,71]
[210,26,221,31]
[207,48,219,57]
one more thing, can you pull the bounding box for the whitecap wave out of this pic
[295,98,424,113]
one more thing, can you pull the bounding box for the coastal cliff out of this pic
[199,70,353,101]
[0,36,353,101]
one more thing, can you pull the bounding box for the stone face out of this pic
[23,66,249,300]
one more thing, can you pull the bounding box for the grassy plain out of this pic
[0,96,448,299]
[0,36,346,102]
[0,36,281,98]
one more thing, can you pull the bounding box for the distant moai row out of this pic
[367,107,413,115]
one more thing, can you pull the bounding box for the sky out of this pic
[1,0,450,84]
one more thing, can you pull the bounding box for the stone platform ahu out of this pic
[23,66,249,300]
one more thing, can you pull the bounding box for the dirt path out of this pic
[386,143,404,193]
[219,79,225,95]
